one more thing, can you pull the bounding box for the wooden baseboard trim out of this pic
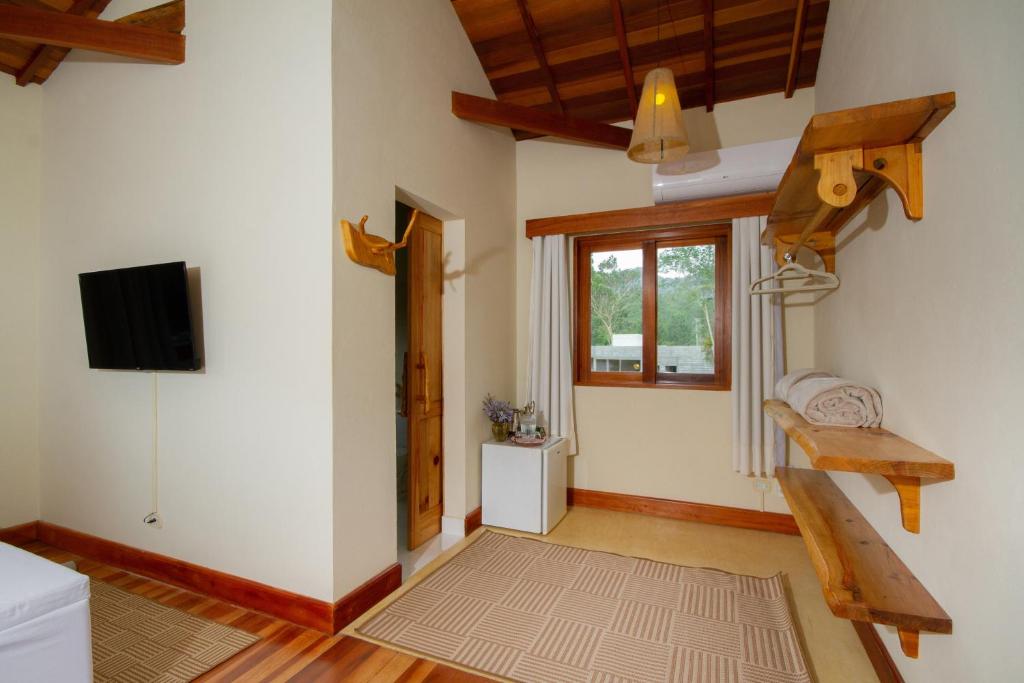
[333,562,402,631]
[32,522,400,635]
[0,520,39,546]
[852,621,905,683]
[37,522,335,632]
[464,507,482,536]
[568,488,800,535]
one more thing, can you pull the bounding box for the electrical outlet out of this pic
[753,478,770,492]
[143,512,163,529]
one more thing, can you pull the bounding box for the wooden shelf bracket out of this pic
[882,475,921,534]
[898,627,920,658]
[774,231,835,271]
[862,143,924,220]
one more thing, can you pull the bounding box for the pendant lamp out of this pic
[627,67,689,163]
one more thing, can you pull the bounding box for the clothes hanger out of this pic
[749,251,840,295]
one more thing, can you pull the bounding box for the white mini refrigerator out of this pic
[482,437,567,534]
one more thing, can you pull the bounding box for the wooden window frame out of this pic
[574,224,731,391]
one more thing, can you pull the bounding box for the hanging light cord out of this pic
[664,1,687,106]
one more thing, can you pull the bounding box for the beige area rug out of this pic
[354,530,810,683]
[90,579,260,682]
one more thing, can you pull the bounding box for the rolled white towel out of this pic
[786,375,883,428]
[775,368,834,401]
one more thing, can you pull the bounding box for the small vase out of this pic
[491,422,510,442]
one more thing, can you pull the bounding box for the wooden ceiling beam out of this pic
[116,0,185,34]
[15,0,101,86]
[0,4,185,65]
[784,0,809,98]
[452,91,630,150]
[513,0,564,114]
[608,0,637,118]
[702,0,715,111]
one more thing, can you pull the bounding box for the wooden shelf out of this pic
[762,92,956,271]
[765,399,953,532]
[775,466,952,659]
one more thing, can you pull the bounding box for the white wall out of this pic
[36,0,335,600]
[813,0,1023,677]
[0,79,42,527]
[331,0,517,598]
[515,90,816,514]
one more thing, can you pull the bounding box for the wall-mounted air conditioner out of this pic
[653,137,799,204]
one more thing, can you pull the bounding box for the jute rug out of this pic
[89,579,260,682]
[354,530,810,683]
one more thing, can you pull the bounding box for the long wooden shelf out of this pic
[765,399,954,532]
[762,92,955,271]
[775,466,952,658]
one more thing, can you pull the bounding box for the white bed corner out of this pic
[0,541,92,683]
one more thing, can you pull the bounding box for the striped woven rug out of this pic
[90,579,259,682]
[355,530,809,682]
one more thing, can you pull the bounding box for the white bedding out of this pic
[0,541,92,683]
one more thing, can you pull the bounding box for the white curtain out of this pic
[731,216,785,476]
[527,235,576,453]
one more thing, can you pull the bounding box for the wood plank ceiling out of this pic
[451,0,829,126]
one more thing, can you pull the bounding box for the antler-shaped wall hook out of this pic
[339,209,419,276]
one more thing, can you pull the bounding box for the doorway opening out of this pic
[395,201,450,580]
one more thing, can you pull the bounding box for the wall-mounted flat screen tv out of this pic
[79,261,201,371]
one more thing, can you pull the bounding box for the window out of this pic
[574,225,731,390]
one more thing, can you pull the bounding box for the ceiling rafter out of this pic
[608,0,638,118]
[117,0,186,33]
[0,4,184,66]
[452,91,630,149]
[702,0,715,111]
[512,0,564,113]
[784,0,809,98]
[15,0,104,86]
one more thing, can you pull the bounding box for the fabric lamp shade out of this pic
[628,67,689,163]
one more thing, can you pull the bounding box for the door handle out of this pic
[399,352,409,417]
[418,351,430,406]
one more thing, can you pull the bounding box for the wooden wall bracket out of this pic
[882,475,921,534]
[897,627,920,658]
[774,231,835,272]
[862,142,924,220]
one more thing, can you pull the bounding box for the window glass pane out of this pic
[657,244,715,376]
[590,249,643,373]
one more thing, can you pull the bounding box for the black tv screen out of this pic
[79,262,201,371]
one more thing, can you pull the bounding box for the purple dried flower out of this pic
[482,394,514,424]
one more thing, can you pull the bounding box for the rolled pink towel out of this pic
[776,370,883,428]
[774,368,832,401]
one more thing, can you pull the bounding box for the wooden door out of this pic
[407,211,444,550]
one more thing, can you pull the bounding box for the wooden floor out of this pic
[21,540,486,682]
